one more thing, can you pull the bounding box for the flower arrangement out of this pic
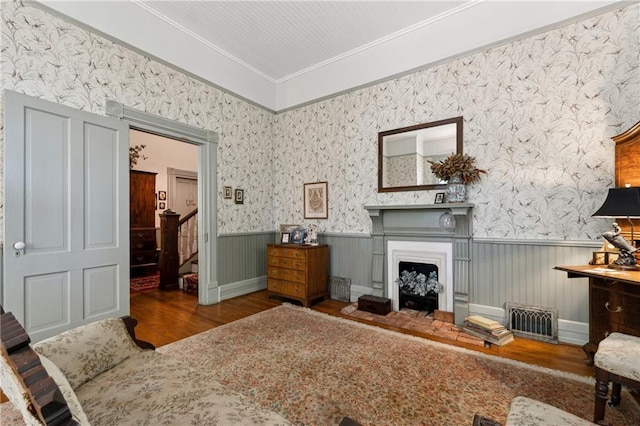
[396,270,442,296]
[429,153,486,184]
[129,144,147,168]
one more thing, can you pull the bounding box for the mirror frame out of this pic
[378,116,463,193]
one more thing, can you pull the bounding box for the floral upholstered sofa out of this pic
[0,312,290,425]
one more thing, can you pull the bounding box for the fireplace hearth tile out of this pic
[340,302,484,347]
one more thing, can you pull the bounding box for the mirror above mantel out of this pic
[378,116,463,192]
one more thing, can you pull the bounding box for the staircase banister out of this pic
[178,208,198,226]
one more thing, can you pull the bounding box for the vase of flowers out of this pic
[429,153,486,202]
[396,270,442,296]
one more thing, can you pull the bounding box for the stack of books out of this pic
[463,315,514,346]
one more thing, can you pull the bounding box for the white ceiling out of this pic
[136,1,466,82]
[38,1,621,112]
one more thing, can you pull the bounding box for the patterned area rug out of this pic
[130,272,159,293]
[159,304,640,426]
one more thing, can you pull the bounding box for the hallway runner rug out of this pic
[159,304,640,426]
[130,272,160,293]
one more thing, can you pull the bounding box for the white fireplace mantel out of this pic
[364,203,473,323]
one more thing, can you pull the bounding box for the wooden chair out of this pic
[593,332,640,424]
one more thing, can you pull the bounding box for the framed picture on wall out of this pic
[158,202,166,210]
[158,191,167,201]
[234,188,244,204]
[304,181,328,219]
[223,186,232,199]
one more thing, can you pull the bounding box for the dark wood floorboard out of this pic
[130,289,594,378]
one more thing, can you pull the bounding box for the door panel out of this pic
[4,91,130,342]
[25,108,69,254]
[85,123,118,249]
[24,272,69,332]
[83,265,119,319]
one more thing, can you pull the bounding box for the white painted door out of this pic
[174,176,198,218]
[3,91,130,342]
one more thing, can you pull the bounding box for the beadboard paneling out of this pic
[471,240,600,323]
[317,233,372,289]
[217,232,276,285]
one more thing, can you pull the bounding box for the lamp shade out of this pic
[592,187,640,218]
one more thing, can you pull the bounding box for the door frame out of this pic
[105,100,219,305]
[167,167,198,212]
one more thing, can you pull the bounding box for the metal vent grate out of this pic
[507,302,558,344]
[329,276,351,302]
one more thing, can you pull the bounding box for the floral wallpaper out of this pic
[0,0,274,237]
[273,3,639,239]
[1,1,639,241]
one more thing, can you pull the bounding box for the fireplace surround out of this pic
[365,203,473,324]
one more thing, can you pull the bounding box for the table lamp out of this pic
[592,187,640,270]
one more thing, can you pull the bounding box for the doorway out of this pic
[106,99,219,306]
[129,130,199,296]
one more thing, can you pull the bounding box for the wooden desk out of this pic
[555,265,640,364]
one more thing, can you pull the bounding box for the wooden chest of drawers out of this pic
[130,227,158,272]
[267,244,328,307]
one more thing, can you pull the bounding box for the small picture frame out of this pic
[434,192,445,204]
[234,188,244,204]
[281,233,290,244]
[158,202,166,210]
[304,181,328,219]
[279,224,298,243]
[291,227,306,244]
[158,191,167,201]
[223,186,232,199]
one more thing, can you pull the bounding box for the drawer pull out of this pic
[604,302,622,313]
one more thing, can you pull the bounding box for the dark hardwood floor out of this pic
[130,289,594,378]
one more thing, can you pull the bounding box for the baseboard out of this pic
[468,303,588,345]
[219,276,267,301]
[557,319,588,346]
[350,284,382,302]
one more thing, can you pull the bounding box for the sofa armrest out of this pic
[121,316,155,350]
[33,317,150,390]
[0,310,77,425]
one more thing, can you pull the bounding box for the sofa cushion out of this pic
[506,396,593,425]
[33,317,143,389]
[75,350,290,425]
[38,353,90,425]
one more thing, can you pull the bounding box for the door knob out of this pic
[13,241,26,250]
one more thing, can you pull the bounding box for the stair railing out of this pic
[178,208,198,266]
[158,208,198,290]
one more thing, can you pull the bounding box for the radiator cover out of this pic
[329,276,351,302]
[507,302,558,344]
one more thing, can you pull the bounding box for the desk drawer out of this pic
[592,285,640,331]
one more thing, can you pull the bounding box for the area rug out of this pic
[159,304,640,426]
[130,272,159,293]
